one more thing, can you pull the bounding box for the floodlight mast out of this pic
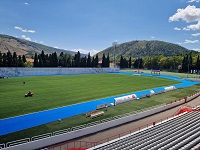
[112,42,117,68]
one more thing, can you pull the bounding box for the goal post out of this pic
[151,66,161,75]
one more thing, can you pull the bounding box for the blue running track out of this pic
[0,72,199,136]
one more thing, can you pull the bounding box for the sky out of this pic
[0,0,200,56]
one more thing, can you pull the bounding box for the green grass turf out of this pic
[1,84,200,144]
[121,69,200,78]
[0,74,180,119]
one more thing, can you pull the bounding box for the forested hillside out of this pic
[0,34,83,57]
[97,40,197,59]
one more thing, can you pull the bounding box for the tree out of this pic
[102,53,106,67]
[119,55,128,68]
[45,54,50,67]
[196,55,200,73]
[7,51,13,67]
[0,51,2,67]
[74,51,81,67]
[120,55,124,68]
[71,59,74,67]
[128,57,132,68]
[182,55,188,72]
[52,52,58,67]
[40,50,45,67]
[34,53,38,67]
[133,58,138,68]
[189,53,193,72]
[66,54,72,67]
[58,52,65,67]
[80,56,87,67]
[133,58,143,69]
[59,52,72,67]
[87,53,91,67]
[22,55,26,63]
[143,57,151,69]
[38,55,42,67]
[46,54,51,67]
[151,56,160,69]
[91,57,95,67]
[12,52,18,67]
[2,53,7,67]
[139,58,143,68]
[18,55,24,67]
[182,53,193,73]
[95,54,99,67]
[159,57,167,69]
[124,58,128,68]
[106,53,110,67]
[24,61,33,67]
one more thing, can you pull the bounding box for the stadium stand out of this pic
[88,111,200,150]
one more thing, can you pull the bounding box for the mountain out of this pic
[0,34,86,57]
[97,40,198,59]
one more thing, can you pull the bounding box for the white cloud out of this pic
[151,36,155,39]
[22,35,31,41]
[174,27,181,30]
[22,29,35,33]
[188,0,200,2]
[70,49,100,56]
[169,5,200,23]
[183,27,191,31]
[34,40,44,44]
[192,48,200,51]
[185,21,200,30]
[54,46,59,49]
[184,39,199,43]
[24,2,29,5]
[176,42,183,45]
[191,32,200,36]
[15,26,22,30]
[14,26,35,33]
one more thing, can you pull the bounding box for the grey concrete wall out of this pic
[0,68,120,77]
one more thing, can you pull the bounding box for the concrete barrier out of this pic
[0,68,120,77]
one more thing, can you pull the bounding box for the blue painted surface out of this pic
[0,72,199,136]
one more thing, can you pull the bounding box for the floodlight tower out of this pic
[187,56,190,78]
[112,42,117,68]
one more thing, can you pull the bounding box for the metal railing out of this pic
[53,128,71,136]
[0,144,5,149]
[31,133,52,141]
[6,138,30,148]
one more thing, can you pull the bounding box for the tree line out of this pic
[0,51,27,67]
[119,52,200,73]
[119,56,143,69]
[0,50,110,68]
[33,51,110,68]
[1,50,200,73]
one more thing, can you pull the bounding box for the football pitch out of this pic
[0,74,179,119]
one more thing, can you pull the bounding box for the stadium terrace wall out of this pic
[0,68,120,77]
[2,92,200,150]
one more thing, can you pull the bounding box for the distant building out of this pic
[26,58,34,63]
